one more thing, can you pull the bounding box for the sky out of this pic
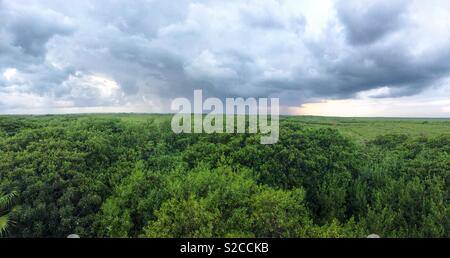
[0,0,450,117]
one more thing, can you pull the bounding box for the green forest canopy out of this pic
[0,115,448,237]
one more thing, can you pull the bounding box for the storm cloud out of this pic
[0,0,450,115]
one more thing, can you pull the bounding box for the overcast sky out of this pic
[1,0,450,117]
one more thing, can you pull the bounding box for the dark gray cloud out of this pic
[0,0,449,114]
[336,0,408,45]
[0,1,74,57]
[301,41,450,100]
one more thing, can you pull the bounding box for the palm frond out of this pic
[0,191,17,210]
[0,214,10,236]
[0,191,17,237]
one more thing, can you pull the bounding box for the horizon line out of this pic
[0,112,449,120]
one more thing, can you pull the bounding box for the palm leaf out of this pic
[0,191,17,210]
[0,191,17,237]
[0,214,10,236]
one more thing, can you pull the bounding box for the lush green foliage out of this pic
[0,191,17,236]
[0,115,448,237]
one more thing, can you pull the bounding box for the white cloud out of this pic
[3,68,17,81]
[185,50,238,80]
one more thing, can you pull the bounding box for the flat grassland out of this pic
[282,116,450,141]
[4,113,446,140]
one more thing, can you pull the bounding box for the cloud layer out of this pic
[1,0,450,116]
